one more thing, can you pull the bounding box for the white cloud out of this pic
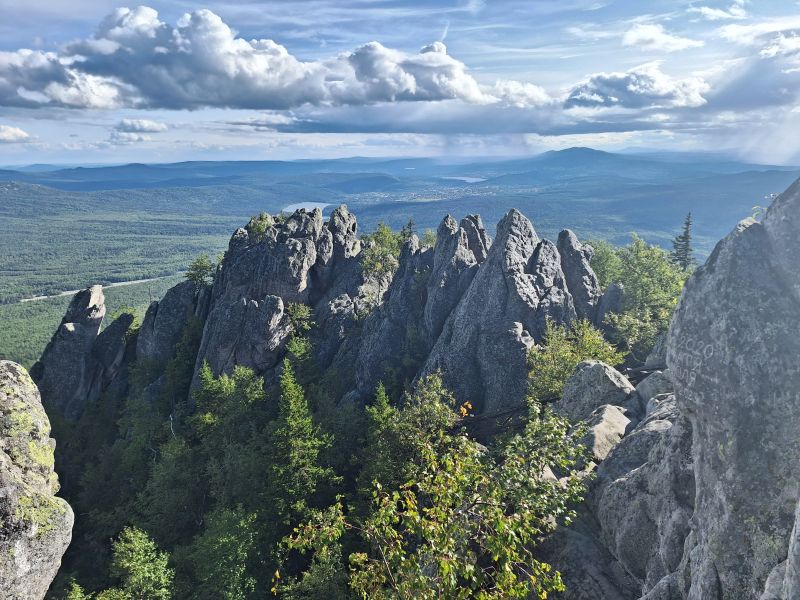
[689,1,747,21]
[565,61,709,109]
[115,118,168,133]
[718,17,800,45]
[0,124,29,143]
[622,24,704,52]
[760,33,800,58]
[488,80,552,108]
[0,6,545,111]
[110,131,150,144]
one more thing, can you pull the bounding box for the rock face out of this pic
[31,286,133,422]
[558,229,603,322]
[421,209,577,414]
[350,237,434,399]
[0,361,73,599]
[39,205,600,426]
[423,215,490,341]
[193,206,366,387]
[137,280,197,363]
[666,179,800,599]
[31,286,105,421]
[596,281,624,330]
[541,178,800,600]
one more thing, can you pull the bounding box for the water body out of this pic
[440,176,487,183]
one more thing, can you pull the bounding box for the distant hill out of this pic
[0,148,797,306]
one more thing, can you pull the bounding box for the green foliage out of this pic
[279,375,586,599]
[605,234,687,362]
[182,508,259,600]
[268,361,338,524]
[588,239,623,290]
[670,212,696,271]
[65,581,91,600]
[420,228,437,248]
[360,223,401,279]
[245,212,274,242]
[399,218,415,241]
[360,223,404,279]
[528,319,623,403]
[286,303,313,335]
[185,254,215,289]
[91,527,173,600]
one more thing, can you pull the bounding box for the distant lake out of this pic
[441,176,487,183]
[283,202,330,213]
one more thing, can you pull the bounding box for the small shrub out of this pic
[529,319,623,403]
[245,212,274,242]
[185,254,214,289]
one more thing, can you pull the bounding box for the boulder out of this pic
[583,404,631,463]
[596,281,625,329]
[558,229,603,322]
[421,209,577,415]
[0,361,73,599]
[591,396,694,594]
[666,179,800,600]
[554,360,635,422]
[543,394,694,599]
[634,370,673,406]
[644,332,667,370]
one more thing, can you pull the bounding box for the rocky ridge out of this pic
[29,179,800,599]
[34,203,612,424]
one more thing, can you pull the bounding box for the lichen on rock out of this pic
[0,360,73,599]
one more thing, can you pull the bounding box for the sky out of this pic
[0,0,798,165]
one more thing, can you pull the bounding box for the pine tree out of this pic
[671,212,695,271]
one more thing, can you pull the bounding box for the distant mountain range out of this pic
[1,147,797,304]
[1,147,796,192]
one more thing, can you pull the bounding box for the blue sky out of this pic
[0,0,798,164]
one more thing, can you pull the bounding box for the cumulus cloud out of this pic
[489,80,552,108]
[0,6,547,111]
[689,1,747,21]
[110,130,150,144]
[565,62,709,109]
[622,24,704,52]
[0,124,29,143]
[115,118,168,133]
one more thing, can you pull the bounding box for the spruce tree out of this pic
[269,360,335,524]
[671,212,695,270]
